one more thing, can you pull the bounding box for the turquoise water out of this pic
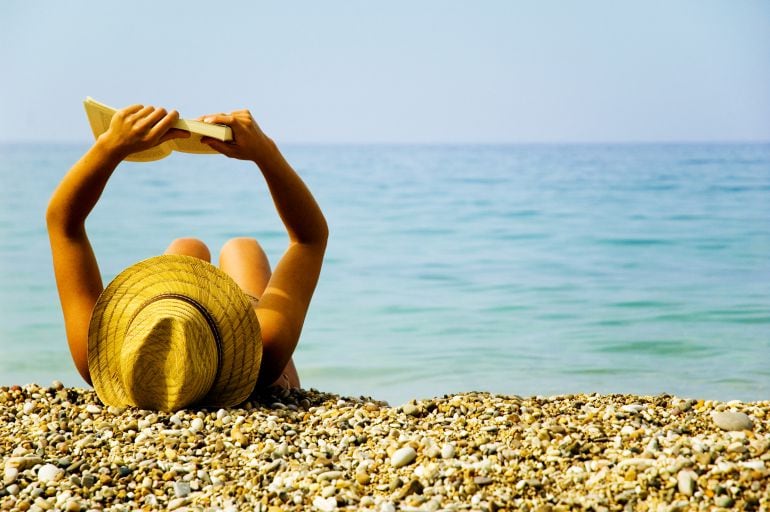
[1,143,769,405]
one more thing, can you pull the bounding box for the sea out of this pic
[1,142,768,406]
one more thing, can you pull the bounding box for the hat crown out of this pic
[120,298,219,411]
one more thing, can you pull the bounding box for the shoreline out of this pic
[1,384,768,511]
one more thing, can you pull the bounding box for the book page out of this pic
[124,145,172,162]
[170,135,221,155]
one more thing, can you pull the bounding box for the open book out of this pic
[83,97,233,162]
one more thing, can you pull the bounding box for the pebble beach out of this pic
[1,383,768,511]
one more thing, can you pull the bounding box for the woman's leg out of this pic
[164,238,211,261]
[219,237,300,388]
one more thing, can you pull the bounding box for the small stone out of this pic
[312,496,337,511]
[6,484,19,496]
[677,469,697,497]
[390,447,417,468]
[714,495,734,508]
[173,481,191,498]
[51,380,64,391]
[84,404,101,414]
[712,411,753,431]
[65,500,81,512]
[474,476,493,486]
[402,403,419,416]
[440,443,456,459]
[37,464,63,483]
[81,474,96,488]
[4,467,18,484]
[231,426,248,445]
[378,503,396,512]
[6,456,42,472]
[34,498,53,511]
[394,479,424,500]
[107,405,124,415]
[118,466,131,478]
[621,404,644,414]
[22,401,36,414]
[318,471,343,481]
[355,472,370,485]
[168,497,191,510]
[190,418,204,433]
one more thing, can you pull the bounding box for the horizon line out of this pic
[1,138,769,147]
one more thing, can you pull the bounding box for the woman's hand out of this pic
[98,104,190,159]
[197,110,277,165]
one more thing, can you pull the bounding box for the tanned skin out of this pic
[46,105,328,389]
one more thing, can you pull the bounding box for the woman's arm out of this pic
[47,105,188,384]
[201,112,328,385]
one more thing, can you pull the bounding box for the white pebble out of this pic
[85,404,101,414]
[4,466,18,484]
[677,469,697,497]
[740,460,765,471]
[168,497,191,510]
[173,481,191,498]
[313,496,337,511]
[190,418,204,433]
[38,463,64,483]
[22,401,36,414]
[318,470,343,481]
[390,446,417,468]
[378,503,396,512]
[441,443,456,459]
[712,411,753,431]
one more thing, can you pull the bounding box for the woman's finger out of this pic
[158,128,190,144]
[147,110,179,140]
[126,105,155,123]
[202,114,234,125]
[120,104,145,116]
[201,137,234,157]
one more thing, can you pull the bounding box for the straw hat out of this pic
[88,255,262,411]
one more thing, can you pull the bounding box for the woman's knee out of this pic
[164,238,211,262]
[220,237,268,262]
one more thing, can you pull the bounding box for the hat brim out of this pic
[88,254,262,409]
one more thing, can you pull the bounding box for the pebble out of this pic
[81,474,96,488]
[712,411,753,431]
[312,496,337,511]
[173,481,191,498]
[190,417,204,433]
[4,467,18,484]
[0,383,769,511]
[318,470,343,481]
[390,447,417,468]
[168,497,191,510]
[37,464,63,483]
[22,401,36,414]
[84,404,101,414]
[714,495,734,507]
[677,469,697,496]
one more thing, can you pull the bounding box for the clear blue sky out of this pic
[2,1,768,144]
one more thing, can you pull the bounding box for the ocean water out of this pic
[1,143,768,405]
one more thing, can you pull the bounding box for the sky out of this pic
[1,1,769,144]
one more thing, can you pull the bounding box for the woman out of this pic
[46,104,327,409]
